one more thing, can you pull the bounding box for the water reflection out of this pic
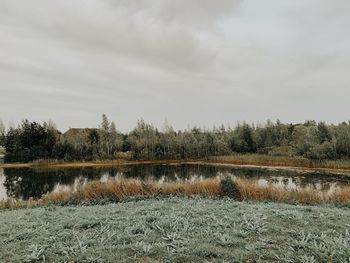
[1,164,350,200]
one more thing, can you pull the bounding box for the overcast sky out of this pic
[0,0,349,132]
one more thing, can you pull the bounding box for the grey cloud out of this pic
[0,0,349,132]
[0,0,230,72]
[115,0,240,25]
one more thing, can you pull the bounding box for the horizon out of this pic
[1,116,349,134]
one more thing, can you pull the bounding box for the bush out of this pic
[268,145,297,157]
[220,176,238,199]
[306,142,336,160]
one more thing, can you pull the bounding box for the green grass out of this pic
[1,197,350,262]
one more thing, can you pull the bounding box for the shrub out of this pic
[306,142,336,160]
[220,176,238,199]
[268,145,297,157]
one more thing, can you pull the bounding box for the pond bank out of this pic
[2,156,350,176]
[0,159,188,169]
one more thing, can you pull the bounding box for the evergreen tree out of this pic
[101,114,110,132]
[0,119,5,146]
[317,122,332,143]
[88,129,100,145]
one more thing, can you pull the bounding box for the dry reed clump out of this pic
[75,178,222,200]
[329,187,350,203]
[234,177,324,203]
[76,179,145,200]
[183,178,222,196]
[0,198,44,210]
[160,178,221,196]
[234,177,350,204]
[42,191,72,203]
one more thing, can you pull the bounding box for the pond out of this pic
[1,163,350,200]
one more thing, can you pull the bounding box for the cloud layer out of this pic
[0,0,349,131]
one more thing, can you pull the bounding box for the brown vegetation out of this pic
[1,176,350,210]
[75,178,222,201]
[234,177,350,204]
[209,154,350,171]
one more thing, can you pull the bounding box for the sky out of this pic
[0,0,349,132]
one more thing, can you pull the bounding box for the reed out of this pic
[234,177,350,204]
[210,154,350,170]
[0,198,43,209]
[75,178,222,200]
[1,176,350,209]
[76,179,145,200]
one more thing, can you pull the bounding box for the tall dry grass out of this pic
[74,178,222,201]
[1,176,350,209]
[234,177,350,204]
[210,154,350,170]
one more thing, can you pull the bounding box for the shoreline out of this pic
[0,159,190,169]
[1,157,350,176]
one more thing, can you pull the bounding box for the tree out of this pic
[52,142,76,161]
[99,114,111,156]
[4,128,18,162]
[334,123,350,158]
[88,129,100,145]
[109,121,123,154]
[3,117,350,162]
[241,123,256,152]
[230,123,257,153]
[317,122,332,143]
[0,119,5,146]
[4,120,58,162]
[100,114,110,132]
[291,125,318,156]
[127,119,159,159]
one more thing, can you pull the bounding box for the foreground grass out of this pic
[1,197,350,262]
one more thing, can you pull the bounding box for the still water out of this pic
[1,163,350,200]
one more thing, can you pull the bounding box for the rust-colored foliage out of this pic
[1,176,350,209]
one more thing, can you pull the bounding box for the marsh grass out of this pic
[235,178,326,204]
[2,175,350,209]
[210,154,350,170]
[236,177,350,204]
[75,178,222,201]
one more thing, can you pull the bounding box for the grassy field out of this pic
[1,197,350,262]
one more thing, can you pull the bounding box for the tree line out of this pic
[0,116,350,163]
